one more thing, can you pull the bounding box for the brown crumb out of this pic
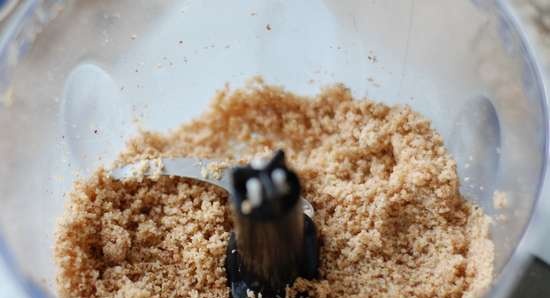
[55,81,494,297]
[201,161,230,181]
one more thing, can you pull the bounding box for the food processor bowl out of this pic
[0,0,547,297]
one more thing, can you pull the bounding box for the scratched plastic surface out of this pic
[0,1,546,297]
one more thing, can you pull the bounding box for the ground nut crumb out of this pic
[149,157,165,180]
[493,191,508,209]
[55,82,494,298]
[101,224,131,263]
[201,161,230,180]
[118,157,164,182]
[115,282,151,298]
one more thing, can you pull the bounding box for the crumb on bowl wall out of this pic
[493,191,509,209]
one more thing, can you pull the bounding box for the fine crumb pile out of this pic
[56,81,494,298]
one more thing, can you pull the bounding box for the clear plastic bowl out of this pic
[0,0,547,297]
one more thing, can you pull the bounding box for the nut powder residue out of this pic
[55,81,494,298]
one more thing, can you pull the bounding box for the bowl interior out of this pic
[0,0,546,296]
